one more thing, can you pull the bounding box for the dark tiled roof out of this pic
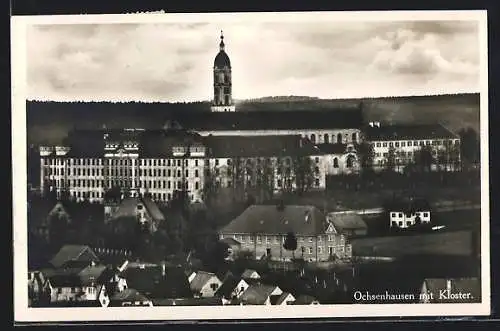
[270,292,293,305]
[365,124,458,141]
[387,198,431,212]
[292,294,319,305]
[110,288,151,302]
[190,271,219,293]
[327,213,367,231]
[138,129,204,158]
[220,205,327,236]
[65,130,105,157]
[110,197,165,222]
[239,284,279,305]
[204,135,319,158]
[241,269,260,279]
[173,109,363,131]
[50,245,99,269]
[78,265,111,286]
[214,275,240,298]
[121,265,192,299]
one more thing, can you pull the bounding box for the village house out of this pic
[388,198,432,229]
[219,204,352,262]
[327,212,368,237]
[49,245,100,269]
[238,284,283,305]
[291,295,321,305]
[215,274,252,303]
[120,263,192,300]
[189,271,223,298]
[105,195,165,234]
[270,292,296,305]
[109,288,153,307]
[241,269,261,280]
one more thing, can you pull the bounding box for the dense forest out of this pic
[26,93,480,145]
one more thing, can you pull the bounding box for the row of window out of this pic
[391,212,429,218]
[373,139,460,148]
[42,158,200,167]
[43,167,201,178]
[46,179,201,191]
[309,132,358,144]
[223,234,341,244]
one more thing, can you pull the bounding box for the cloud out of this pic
[26,19,481,102]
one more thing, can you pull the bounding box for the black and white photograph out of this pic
[12,10,490,321]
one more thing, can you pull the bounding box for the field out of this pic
[351,229,478,258]
[26,93,480,146]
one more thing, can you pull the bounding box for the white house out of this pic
[189,271,223,298]
[389,198,431,229]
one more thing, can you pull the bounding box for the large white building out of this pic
[36,32,462,203]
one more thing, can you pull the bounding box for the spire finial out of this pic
[219,30,225,51]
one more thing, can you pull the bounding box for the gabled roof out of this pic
[110,288,151,303]
[120,265,192,299]
[239,284,280,305]
[270,292,294,305]
[387,198,431,213]
[214,275,242,299]
[78,265,110,286]
[220,205,327,236]
[110,197,165,222]
[241,269,260,279]
[327,213,367,231]
[49,245,99,269]
[365,123,458,141]
[190,271,219,293]
[292,294,319,305]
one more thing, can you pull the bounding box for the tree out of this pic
[202,165,219,206]
[459,127,480,168]
[293,155,314,195]
[385,146,396,172]
[260,157,275,201]
[414,145,434,173]
[358,141,375,172]
[231,157,245,202]
[283,232,298,259]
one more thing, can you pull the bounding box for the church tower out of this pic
[211,31,236,112]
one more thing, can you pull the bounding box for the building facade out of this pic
[219,205,352,262]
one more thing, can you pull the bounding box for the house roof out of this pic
[190,271,219,293]
[365,124,458,141]
[241,269,260,279]
[110,196,165,222]
[121,265,192,299]
[327,213,367,231]
[214,276,239,298]
[49,245,99,269]
[220,205,327,236]
[270,292,293,305]
[78,265,110,286]
[204,135,319,158]
[110,288,151,302]
[172,109,363,131]
[239,284,279,305]
[387,198,431,213]
[45,300,104,307]
[220,238,241,247]
[293,294,319,305]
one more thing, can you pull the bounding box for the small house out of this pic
[327,212,368,237]
[238,284,283,305]
[388,198,431,229]
[189,271,222,298]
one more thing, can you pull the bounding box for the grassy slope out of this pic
[26,93,480,145]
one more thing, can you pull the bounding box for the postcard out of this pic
[12,10,490,322]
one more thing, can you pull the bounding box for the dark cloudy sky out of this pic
[26,18,481,102]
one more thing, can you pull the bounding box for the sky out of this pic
[26,18,481,102]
